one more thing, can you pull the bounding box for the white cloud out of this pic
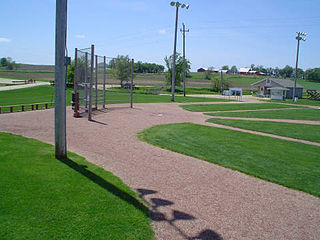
[159,29,166,35]
[75,34,85,39]
[0,37,11,43]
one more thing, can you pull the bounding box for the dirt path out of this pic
[0,103,319,240]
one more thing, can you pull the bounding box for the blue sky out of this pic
[0,0,319,71]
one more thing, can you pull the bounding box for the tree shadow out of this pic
[137,188,223,240]
[57,157,149,216]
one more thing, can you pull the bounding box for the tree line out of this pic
[208,64,320,82]
[0,57,18,70]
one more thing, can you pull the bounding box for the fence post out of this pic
[88,44,94,121]
[130,59,134,108]
[103,56,106,108]
[84,52,88,111]
[95,54,98,110]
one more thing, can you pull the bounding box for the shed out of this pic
[251,78,304,99]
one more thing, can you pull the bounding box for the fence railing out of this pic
[0,102,54,114]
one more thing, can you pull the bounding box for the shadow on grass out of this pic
[137,188,223,240]
[57,157,149,216]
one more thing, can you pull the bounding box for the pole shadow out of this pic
[57,157,149,216]
[137,188,223,240]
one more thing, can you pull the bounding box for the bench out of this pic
[0,102,54,114]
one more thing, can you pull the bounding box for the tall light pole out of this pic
[293,32,307,101]
[170,2,189,102]
[54,0,68,159]
[181,23,189,97]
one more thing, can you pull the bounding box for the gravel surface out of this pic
[0,102,319,240]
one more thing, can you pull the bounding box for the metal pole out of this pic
[130,59,134,108]
[220,71,223,93]
[293,36,300,101]
[54,0,67,159]
[95,55,98,109]
[74,48,78,94]
[171,5,179,102]
[182,23,186,97]
[88,44,94,121]
[103,56,106,108]
[84,52,88,111]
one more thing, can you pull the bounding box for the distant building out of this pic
[251,78,304,99]
[239,67,266,76]
[197,68,206,73]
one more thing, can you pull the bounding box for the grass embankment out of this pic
[0,132,154,239]
[181,103,302,112]
[139,123,320,197]
[207,119,320,143]
[207,108,320,121]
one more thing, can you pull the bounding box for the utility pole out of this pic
[54,0,68,159]
[181,23,189,97]
[220,70,223,94]
[170,2,189,102]
[171,4,179,102]
[293,32,307,101]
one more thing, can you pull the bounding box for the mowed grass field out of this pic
[1,67,320,90]
[181,103,302,112]
[206,108,320,121]
[207,119,320,143]
[0,132,154,239]
[0,85,230,113]
[139,123,320,197]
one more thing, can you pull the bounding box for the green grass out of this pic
[0,132,154,240]
[0,85,72,113]
[207,118,320,143]
[139,123,320,197]
[207,108,320,121]
[296,79,320,90]
[0,85,230,113]
[266,98,320,107]
[181,103,303,112]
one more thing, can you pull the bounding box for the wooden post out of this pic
[32,105,34,110]
[45,103,48,109]
[22,105,25,111]
[36,104,39,110]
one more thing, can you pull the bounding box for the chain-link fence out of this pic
[74,45,134,120]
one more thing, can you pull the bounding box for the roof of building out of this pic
[239,67,251,73]
[251,78,304,88]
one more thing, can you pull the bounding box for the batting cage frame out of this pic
[73,44,134,120]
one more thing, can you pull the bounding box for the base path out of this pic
[0,78,50,91]
[0,103,319,240]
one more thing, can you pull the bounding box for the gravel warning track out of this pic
[0,102,319,240]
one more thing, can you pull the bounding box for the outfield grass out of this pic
[139,123,320,197]
[0,86,230,113]
[266,98,320,107]
[207,118,320,143]
[207,108,320,121]
[181,103,303,112]
[0,132,154,239]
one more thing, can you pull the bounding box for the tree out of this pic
[111,55,130,86]
[230,65,238,74]
[221,65,229,70]
[0,57,7,67]
[164,53,190,87]
[205,67,214,80]
[305,68,320,83]
[66,60,75,85]
[279,65,294,78]
[211,75,230,92]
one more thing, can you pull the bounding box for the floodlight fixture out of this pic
[176,2,181,7]
[301,38,306,41]
[186,4,190,9]
[170,1,175,6]
[181,4,186,8]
